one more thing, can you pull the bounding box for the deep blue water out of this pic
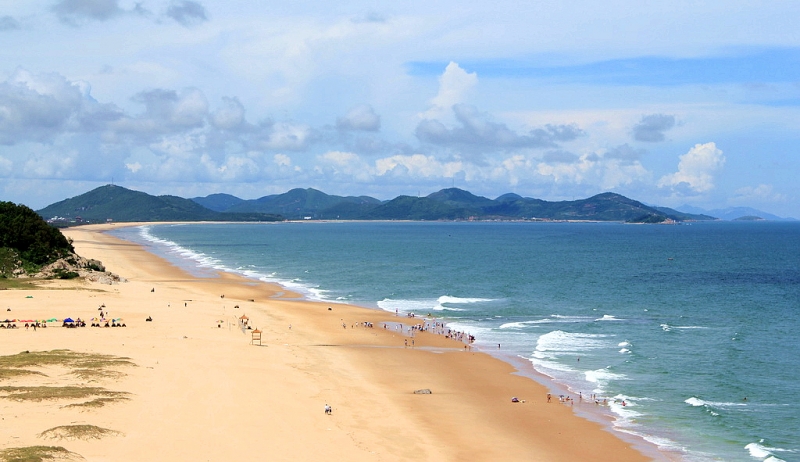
[110,221,800,462]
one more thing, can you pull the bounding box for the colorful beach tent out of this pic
[63,317,75,323]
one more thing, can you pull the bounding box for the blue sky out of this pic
[1,0,799,217]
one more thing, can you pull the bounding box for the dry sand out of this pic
[0,224,655,461]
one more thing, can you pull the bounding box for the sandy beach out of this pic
[0,224,653,461]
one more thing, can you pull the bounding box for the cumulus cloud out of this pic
[632,114,675,142]
[210,96,246,130]
[542,150,579,163]
[0,69,84,144]
[420,62,477,120]
[259,122,314,151]
[374,153,464,179]
[336,104,381,131]
[52,0,123,24]
[604,143,645,163]
[416,104,584,155]
[166,0,208,26]
[659,142,725,193]
[0,16,20,31]
[734,184,787,202]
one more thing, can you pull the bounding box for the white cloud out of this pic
[374,153,464,179]
[262,122,313,151]
[419,62,477,120]
[210,96,245,130]
[734,184,787,203]
[273,153,291,167]
[336,104,380,131]
[659,142,725,193]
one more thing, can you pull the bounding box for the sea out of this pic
[109,220,800,461]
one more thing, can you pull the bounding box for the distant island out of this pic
[35,184,716,224]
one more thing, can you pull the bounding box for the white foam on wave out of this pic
[596,314,623,321]
[499,319,553,329]
[685,397,748,408]
[685,397,705,407]
[535,330,613,354]
[745,442,778,460]
[550,314,595,322]
[437,295,493,304]
[139,226,222,269]
[673,326,709,329]
[381,298,466,313]
[585,368,626,394]
[618,341,631,347]
[607,394,644,420]
[619,348,631,354]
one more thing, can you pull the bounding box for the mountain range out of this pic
[36,184,719,224]
[675,204,794,221]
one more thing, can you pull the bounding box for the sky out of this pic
[1,1,799,217]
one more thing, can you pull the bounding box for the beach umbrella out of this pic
[63,317,75,323]
[47,318,58,322]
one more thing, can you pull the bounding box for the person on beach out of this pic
[547,393,551,403]
[325,404,332,415]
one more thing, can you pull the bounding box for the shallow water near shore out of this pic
[111,221,800,462]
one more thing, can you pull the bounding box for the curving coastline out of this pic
[0,223,654,461]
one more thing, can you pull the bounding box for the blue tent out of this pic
[63,317,75,323]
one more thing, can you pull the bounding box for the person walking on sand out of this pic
[325,404,332,415]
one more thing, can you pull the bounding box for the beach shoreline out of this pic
[1,223,656,461]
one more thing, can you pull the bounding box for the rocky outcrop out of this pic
[22,253,126,284]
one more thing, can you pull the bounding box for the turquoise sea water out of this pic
[110,221,800,461]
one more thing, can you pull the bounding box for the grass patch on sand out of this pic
[0,386,129,402]
[39,425,122,441]
[0,350,134,382]
[0,445,82,462]
[0,369,45,381]
[0,279,37,290]
[62,396,130,409]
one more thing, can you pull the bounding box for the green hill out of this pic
[37,185,283,224]
[1,201,75,276]
[223,188,382,219]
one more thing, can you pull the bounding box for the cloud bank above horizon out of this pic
[1,0,799,217]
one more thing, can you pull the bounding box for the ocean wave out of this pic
[535,330,613,353]
[376,295,491,315]
[685,397,705,407]
[596,314,623,321]
[498,320,553,329]
[139,226,222,269]
[377,298,466,314]
[585,368,626,394]
[685,397,748,408]
[437,295,494,304]
[745,442,787,461]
